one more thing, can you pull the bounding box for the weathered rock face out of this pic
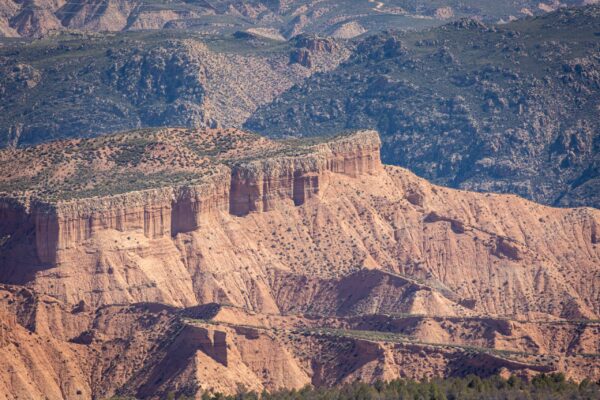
[28,176,236,264]
[1,130,381,265]
[1,128,599,322]
[294,36,337,53]
[289,35,338,69]
[170,181,232,236]
[0,198,29,238]
[289,48,313,68]
[230,132,381,215]
[30,189,183,264]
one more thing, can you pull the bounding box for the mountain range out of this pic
[2,0,597,39]
[246,5,600,208]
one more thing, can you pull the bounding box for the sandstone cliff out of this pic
[1,130,381,266]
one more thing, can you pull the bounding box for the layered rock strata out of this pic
[0,131,381,264]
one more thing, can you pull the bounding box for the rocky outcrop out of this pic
[230,131,381,216]
[185,325,228,367]
[2,128,599,320]
[170,179,232,235]
[0,130,381,264]
[423,211,466,234]
[289,36,338,68]
[492,237,522,261]
[229,160,319,216]
[289,48,312,68]
[32,189,183,263]
[293,36,337,53]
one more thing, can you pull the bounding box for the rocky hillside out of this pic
[3,5,598,209]
[2,0,595,39]
[0,30,348,147]
[247,5,600,208]
[0,128,599,398]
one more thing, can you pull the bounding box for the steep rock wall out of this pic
[229,158,325,217]
[1,129,599,320]
[230,130,381,216]
[0,198,30,237]
[0,130,382,265]
[170,176,232,235]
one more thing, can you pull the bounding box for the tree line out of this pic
[201,373,600,400]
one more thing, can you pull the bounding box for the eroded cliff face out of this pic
[1,131,381,265]
[229,131,381,216]
[29,174,232,264]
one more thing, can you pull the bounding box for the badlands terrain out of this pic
[0,128,599,399]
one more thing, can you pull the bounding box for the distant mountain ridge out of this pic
[246,5,600,208]
[0,0,595,39]
[0,30,349,147]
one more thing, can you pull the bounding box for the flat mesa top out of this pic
[0,128,297,202]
